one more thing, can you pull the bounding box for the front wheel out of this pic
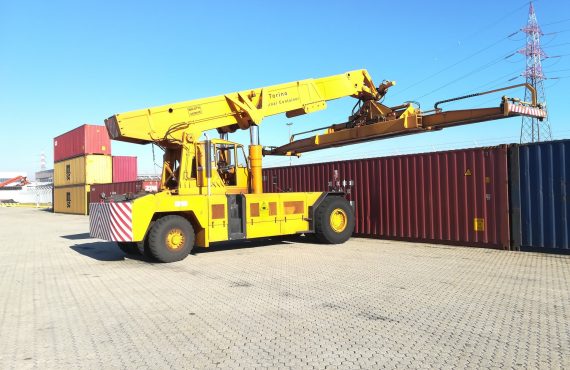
[314,197,355,244]
[148,215,194,263]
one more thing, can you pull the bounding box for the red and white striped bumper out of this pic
[90,202,134,242]
[507,103,547,118]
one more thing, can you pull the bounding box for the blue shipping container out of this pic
[509,140,570,251]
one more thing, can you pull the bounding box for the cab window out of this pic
[214,143,237,186]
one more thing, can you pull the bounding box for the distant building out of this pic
[35,169,54,183]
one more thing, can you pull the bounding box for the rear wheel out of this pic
[148,215,194,263]
[314,197,355,244]
[117,242,141,255]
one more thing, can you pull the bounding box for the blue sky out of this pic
[1,0,568,177]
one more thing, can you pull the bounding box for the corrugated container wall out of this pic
[54,124,111,162]
[89,181,143,203]
[264,146,510,249]
[112,156,138,183]
[509,140,570,251]
[53,185,90,215]
[54,155,113,186]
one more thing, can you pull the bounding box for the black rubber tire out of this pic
[148,215,194,263]
[136,221,156,260]
[136,236,155,260]
[117,242,142,255]
[314,196,355,244]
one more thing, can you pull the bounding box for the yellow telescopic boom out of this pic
[105,70,546,158]
[105,70,384,146]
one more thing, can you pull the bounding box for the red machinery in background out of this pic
[0,176,30,189]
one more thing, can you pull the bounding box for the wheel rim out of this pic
[329,208,348,233]
[165,228,185,250]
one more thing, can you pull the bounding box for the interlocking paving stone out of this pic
[0,207,569,369]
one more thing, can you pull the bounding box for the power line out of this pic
[543,56,564,68]
[541,17,570,27]
[390,34,517,99]
[464,1,532,38]
[472,95,505,109]
[547,67,570,73]
[466,72,521,93]
[543,42,570,49]
[548,75,570,79]
[544,28,570,35]
[390,2,532,99]
[545,79,562,88]
[414,48,520,100]
[459,52,569,93]
[441,72,522,105]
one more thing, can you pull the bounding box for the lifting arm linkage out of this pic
[263,83,547,155]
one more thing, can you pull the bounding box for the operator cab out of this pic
[213,142,237,186]
[210,140,249,188]
[161,139,249,194]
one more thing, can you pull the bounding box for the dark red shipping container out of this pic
[263,146,510,250]
[89,181,143,203]
[112,156,138,182]
[142,180,160,192]
[54,124,111,162]
[89,180,160,204]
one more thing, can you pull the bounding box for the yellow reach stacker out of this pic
[90,69,546,262]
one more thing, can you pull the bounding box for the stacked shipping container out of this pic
[53,125,112,215]
[54,155,112,186]
[112,156,138,183]
[53,186,91,214]
[54,124,111,162]
[53,125,141,214]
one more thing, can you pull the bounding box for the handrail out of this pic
[434,83,538,111]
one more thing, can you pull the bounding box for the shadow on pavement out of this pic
[70,242,148,262]
[61,233,91,240]
[70,235,320,261]
[193,234,318,254]
[280,234,319,244]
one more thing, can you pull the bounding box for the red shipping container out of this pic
[112,156,138,182]
[54,124,111,162]
[89,181,143,203]
[263,146,510,250]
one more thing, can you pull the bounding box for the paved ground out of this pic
[0,207,569,369]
